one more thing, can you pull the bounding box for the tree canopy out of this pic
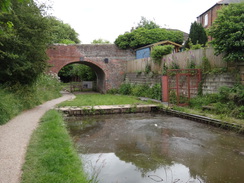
[133,16,160,30]
[0,0,81,85]
[115,17,184,50]
[0,0,51,84]
[208,2,244,62]
[115,28,183,49]
[185,21,208,48]
[47,16,80,44]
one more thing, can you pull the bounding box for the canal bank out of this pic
[57,102,244,134]
[66,113,244,183]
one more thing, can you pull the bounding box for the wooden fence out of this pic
[126,47,226,73]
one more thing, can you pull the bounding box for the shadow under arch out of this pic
[58,61,106,93]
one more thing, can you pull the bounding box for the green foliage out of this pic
[170,62,180,69]
[208,2,244,62]
[131,84,150,97]
[115,28,184,49]
[58,64,96,82]
[134,16,160,30]
[0,74,61,125]
[201,56,211,73]
[91,38,110,44]
[185,21,208,49]
[119,83,132,95]
[117,83,162,101]
[151,45,174,64]
[21,110,88,183]
[0,0,50,84]
[162,62,168,75]
[47,16,80,44]
[189,85,244,119]
[145,64,151,74]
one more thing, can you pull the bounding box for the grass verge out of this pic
[58,93,155,107]
[0,74,61,125]
[173,106,244,127]
[21,110,88,183]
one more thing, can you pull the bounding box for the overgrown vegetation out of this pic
[107,83,162,101]
[0,74,61,125]
[208,2,244,62]
[58,93,154,107]
[189,85,244,119]
[151,45,174,64]
[21,110,88,183]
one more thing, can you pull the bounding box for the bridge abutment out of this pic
[47,44,135,93]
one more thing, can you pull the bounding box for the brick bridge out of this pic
[47,44,135,93]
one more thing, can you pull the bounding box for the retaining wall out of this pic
[125,73,161,85]
[202,73,237,94]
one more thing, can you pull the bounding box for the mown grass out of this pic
[58,93,155,107]
[0,74,61,125]
[21,110,88,183]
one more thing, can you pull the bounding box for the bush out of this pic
[189,85,244,119]
[118,83,162,101]
[151,45,174,64]
[119,83,132,95]
[148,84,161,100]
[131,84,150,97]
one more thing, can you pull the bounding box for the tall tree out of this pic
[134,16,160,30]
[47,16,80,44]
[209,2,244,62]
[185,21,208,48]
[0,0,51,84]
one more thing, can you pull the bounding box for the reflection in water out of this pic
[81,153,203,183]
[66,113,244,183]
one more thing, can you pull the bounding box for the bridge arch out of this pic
[58,60,106,93]
[46,44,135,93]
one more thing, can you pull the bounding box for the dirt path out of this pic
[0,92,75,183]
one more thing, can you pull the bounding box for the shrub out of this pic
[148,84,161,100]
[151,45,174,64]
[119,83,132,95]
[131,84,150,97]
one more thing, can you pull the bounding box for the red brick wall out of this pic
[46,44,135,93]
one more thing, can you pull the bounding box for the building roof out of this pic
[197,0,243,18]
[135,40,182,51]
[217,0,243,4]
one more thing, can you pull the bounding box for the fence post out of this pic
[162,76,168,102]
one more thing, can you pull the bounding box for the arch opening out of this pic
[58,61,106,93]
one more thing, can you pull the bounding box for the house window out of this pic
[204,14,208,26]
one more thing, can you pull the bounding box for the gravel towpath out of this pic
[0,92,75,183]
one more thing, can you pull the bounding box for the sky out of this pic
[44,0,217,44]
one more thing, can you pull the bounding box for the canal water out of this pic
[66,113,244,183]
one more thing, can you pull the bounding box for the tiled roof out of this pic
[217,0,244,4]
[197,0,243,18]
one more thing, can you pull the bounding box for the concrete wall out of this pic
[202,73,237,94]
[125,73,161,85]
